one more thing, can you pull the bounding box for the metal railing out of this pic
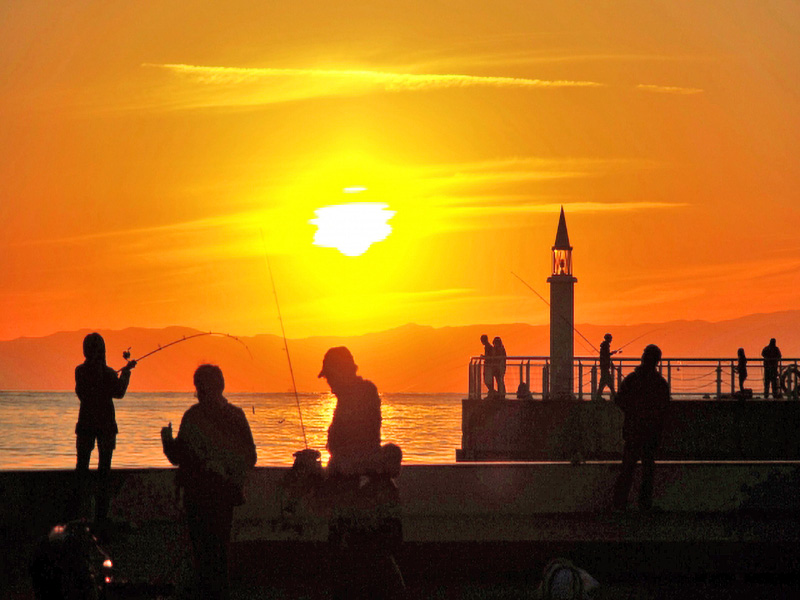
[468,356,800,401]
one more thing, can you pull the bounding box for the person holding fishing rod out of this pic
[74,332,136,523]
[318,346,406,599]
[595,333,619,401]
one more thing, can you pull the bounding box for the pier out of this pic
[460,355,800,462]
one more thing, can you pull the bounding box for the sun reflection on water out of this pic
[0,391,462,469]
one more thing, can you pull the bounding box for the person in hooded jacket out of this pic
[74,332,136,521]
[612,344,670,511]
[161,364,256,600]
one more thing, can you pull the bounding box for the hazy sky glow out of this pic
[2,1,800,340]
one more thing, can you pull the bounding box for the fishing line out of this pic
[116,331,252,373]
[511,271,598,354]
[613,328,662,354]
[260,229,308,449]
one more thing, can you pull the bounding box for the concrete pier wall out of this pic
[3,463,800,545]
[458,399,800,461]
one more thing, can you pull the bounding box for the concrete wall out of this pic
[459,399,800,461]
[4,463,800,546]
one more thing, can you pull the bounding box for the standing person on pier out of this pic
[74,332,136,523]
[318,346,406,600]
[492,336,507,399]
[612,344,670,511]
[480,334,495,398]
[595,333,619,401]
[761,338,782,399]
[161,364,257,600]
[736,348,748,394]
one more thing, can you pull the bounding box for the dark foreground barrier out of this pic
[458,399,800,461]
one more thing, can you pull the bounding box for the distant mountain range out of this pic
[2,311,800,393]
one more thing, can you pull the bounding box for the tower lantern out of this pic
[551,206,573,276]
[547,207,577,399]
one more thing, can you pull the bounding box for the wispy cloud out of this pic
[637,84,704,95]
[144,62,605,91]
[448,201,688,215]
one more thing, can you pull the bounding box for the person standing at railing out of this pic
[492,336,507,399]
[612,344,670,512]
[480,335,495,398]
[736,348,748,394]
[594,333,619,401]
[761,338,782,399]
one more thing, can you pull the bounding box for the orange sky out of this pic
[2,1,800,341]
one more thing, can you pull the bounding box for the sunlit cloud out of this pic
[145,63,605,91]
[637,84,704,95]
[437,201,688,218]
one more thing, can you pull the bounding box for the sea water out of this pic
[0,391,463,470]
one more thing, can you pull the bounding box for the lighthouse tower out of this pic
[547,207,576,399]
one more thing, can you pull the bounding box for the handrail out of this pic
[467,355,800,401]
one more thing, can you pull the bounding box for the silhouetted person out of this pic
[480,334,495,397]
[492,336,507,398]
[516,381,533,401]
[74,332,136,522]
[318,347,406,599]
[761,338,782,399]
[162,364,257,600]
[612,345,670,511]
[595,333,618,401]
[737,348,748,393]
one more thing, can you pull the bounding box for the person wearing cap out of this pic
[318,346,382,477]
[594,333,618,401]
[74,332,136,521]
[612,344,670,511]
[318,347,406,598]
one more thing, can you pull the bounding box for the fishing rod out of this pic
[511,271,599,354]
[613,329,661,354]
[115,331,252,373]
[260,230,308,449]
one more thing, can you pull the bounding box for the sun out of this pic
[310,202,395,256]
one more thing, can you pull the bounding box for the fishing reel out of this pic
[122,347,131,360]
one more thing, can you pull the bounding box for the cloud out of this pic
[144,62,605,91]
[637,84,704,95]
[448,201,688,215]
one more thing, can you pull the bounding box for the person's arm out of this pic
[75,365,86,400]
[162,412,192,466]
[110,361,136,399]
[235,410,257,469]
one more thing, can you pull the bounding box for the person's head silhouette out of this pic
[83,332,106,365]
[641,344,662,371]
[480,334,489,345]
[194,364,225,407]
[604,333,612,342]
[318,347,358,390]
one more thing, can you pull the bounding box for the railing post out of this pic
[716,361,722,401]
[591,365,597,400]
[667,360,672,392]
[616,362,622,392]
[578,360,583,401]
[525,360,531,387]
[730,360,735,396]
[543,363,549,400]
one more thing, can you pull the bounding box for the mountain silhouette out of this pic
[1,311,799,393]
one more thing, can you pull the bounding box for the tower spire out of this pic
[553,205,572,250]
